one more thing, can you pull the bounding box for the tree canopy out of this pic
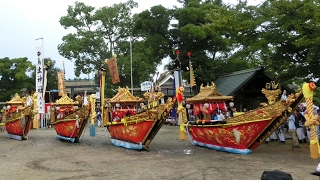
[58,1,137,75]
[0,57,35,101]
[57,0,320,93]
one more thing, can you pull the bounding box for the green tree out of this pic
[133,5,172,63]
[257,0,320,83]
[0,57,35,101]
[169,0,253,85]
[114,40,157,88]
[45,58,62,91]
[58,0,138,79]
[213,0,320,85]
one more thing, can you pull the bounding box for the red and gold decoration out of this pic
[1,93,36,140]
[302,81,319,159]
[176,86,187,140]
[185,81,302,154]
[50,72,94,142]
[106,94,176,149]
[104,86,145,123]
[189,120,271,149]
[109,121,154,144]
[50,93,93,142]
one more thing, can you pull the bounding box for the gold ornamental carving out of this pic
[4,93,24,105]
[106,86,144,104]
[51,94,79,106]
[261,81,281,105]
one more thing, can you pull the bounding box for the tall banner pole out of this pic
[99,66,106,127]
[173,50,181,124]
[173,50,187,140]
[35,37,45,128]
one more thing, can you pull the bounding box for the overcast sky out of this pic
[0,0,261,80]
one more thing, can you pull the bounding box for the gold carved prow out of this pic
[261,81,281,105]
[75,95,84,105]
[143,84,165,108]
[143,91,165,104]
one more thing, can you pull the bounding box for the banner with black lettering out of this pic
[36,47,45,113]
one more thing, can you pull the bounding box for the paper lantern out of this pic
[186,104,191,109]
[204,103,209,108]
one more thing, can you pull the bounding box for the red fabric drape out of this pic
[218,102,227,112]
[192,102,227,115]
[194,104,200,115]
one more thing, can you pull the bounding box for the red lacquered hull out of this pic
[109,121,155,144]
[54,120,79,138]
[5,116,32,137]
[189,120,271,150]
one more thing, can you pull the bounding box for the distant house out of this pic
[45,79,98,103]
[215,67,294,111]
[157,71,194,101]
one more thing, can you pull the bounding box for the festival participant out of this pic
[217,110,225,121]
[275,90,288,144]
[97,110,102,127]
[269,131,278,142]
[294,109,307,143]
[281,90,288,101]
[265,137,270,144]
[277,123,286,144]
[288,112,300,148]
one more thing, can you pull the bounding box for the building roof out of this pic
[186,82,233,103]
[158,71,173,87]
[105,86,144,104]
[215,67,267,96]
[4,93,25,105]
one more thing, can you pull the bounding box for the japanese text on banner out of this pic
[36,47,45,113]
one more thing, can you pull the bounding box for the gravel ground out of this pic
[0,125,318,180]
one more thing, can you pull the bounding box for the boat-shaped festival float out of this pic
[49,71,95,143]
[103,86,176,150]
[184,81,303,154]
[1,93,36,140]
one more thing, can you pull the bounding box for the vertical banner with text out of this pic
[106,57,120,84]
[36,47,45,113]
[57,71,65,96]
